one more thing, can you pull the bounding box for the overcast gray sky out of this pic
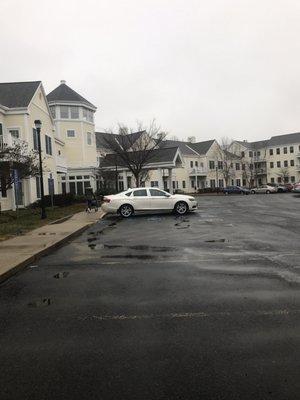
[1,0,300,141]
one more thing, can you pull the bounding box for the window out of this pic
[45,135,52,155]
[133,189,147,197]
[36,177,41,198]
[242,164,245,171]
[283,147,287,154]
[249,151,253,158]
[150,181,158,187]
[242,179,246,186]
[83,108,94,122]
[150,189,166,197]
[250,163,253,170]
[209,161,215,169]
[50,107,56,119]
[172,181,175,189]
[257,151,260,157]
[277,177,282,183]
[291,176,295,183]
[195,161,198,167]
[269,149,273,156]
[241,151,245,158]
[9,129,20,139]
[276,148,280,155]
[67,130,75,138]
[191,180,195,188]
[235,163,240,170]
[0,123,3,138]
[218,179,224,187]
[84,175,90,179]
[210,179,216,188]
[76,176,83,179]
[70,106,79,119]
[271,178,275,183]
[284,176,289,183]
[290,160,294,166]
[87,132,92,145]
[83,108,87,120]
[125,191,132,197]
[0,175,7,197]
[231,179,234,185]
[190,161,193,168]
[60,106,69,118]
[218,161,223,169]
[284,160,288,167]
[32,128,38,150]
[290,146,294,153]
[270,162,274,168]
[277,161,281,168]
[182,180,186,189]
[236,179,241,186]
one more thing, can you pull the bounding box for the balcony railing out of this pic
[189,167,208,176]
[0,134,26,149]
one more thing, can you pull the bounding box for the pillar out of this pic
[168,168,173,194]
[123,171,128,190]
[158,168,164,190]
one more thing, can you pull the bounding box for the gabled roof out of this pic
[159,140,198,155]
[234,140,269,150]
[100,146,180,168]
[47,82,96,109]
[95,131,145,151]
[0,81,41,108]
[268,132,300,146]
[188,139,215,155]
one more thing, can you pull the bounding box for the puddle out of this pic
[103,244,177,252]
[53,272,69,279]
[28,298,51,307]
[102,254,155,260]
[205,239,226,243]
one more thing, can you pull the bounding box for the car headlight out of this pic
[188,197,195,201]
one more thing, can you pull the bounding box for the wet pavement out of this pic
[0,193,300,399]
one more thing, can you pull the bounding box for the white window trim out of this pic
[66,130,76,138]
[7,126,22,138]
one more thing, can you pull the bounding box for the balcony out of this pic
[0,134,26,150]
[56,155,68,173]
[256,168,267,175]
[189,167,208,176]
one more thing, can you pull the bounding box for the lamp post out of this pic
[34,120,47,219]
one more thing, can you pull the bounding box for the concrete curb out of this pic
[0,213,106,285]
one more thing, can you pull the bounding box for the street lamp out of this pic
[34,120,47,219]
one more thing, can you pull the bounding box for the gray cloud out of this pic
[1,0,300,141]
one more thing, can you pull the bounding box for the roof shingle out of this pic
[0,81,41,108]
[47,82,96,109]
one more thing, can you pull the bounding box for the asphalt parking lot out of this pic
[1,193,300,400]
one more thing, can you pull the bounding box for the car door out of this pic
[131,189,151,210]
[257,185,266,193]
[149,188,173,210]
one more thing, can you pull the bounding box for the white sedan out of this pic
[250,184,277,194]
[101,187,198,217]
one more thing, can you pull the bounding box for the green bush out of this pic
[30,193,76,208]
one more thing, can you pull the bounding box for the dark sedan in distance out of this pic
[223,186,250,195]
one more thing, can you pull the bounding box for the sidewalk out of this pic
[0,210,105,284]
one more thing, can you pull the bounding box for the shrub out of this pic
[30,193,76,208]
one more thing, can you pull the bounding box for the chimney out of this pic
[60,80,66,84]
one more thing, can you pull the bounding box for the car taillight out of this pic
[103,197,111,203]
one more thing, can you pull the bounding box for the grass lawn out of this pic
[0,203,85,241]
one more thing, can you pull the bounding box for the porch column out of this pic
[168,168,173,194]
[123,171,128,190]
[157,168,164,190]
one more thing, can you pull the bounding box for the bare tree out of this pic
[277,167,289,183]
[217,137,236,187]
[101,120,167,187]
[0,142,39,195]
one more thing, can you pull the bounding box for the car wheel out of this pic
[266,190,270,194]
[119,204,134,218]
[174,201,188,215]
[251,190,255,194]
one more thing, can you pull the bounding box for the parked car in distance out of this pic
[284,183,294,192]
[251,184,277,194]
[292,182,300,193]
[223,186,250,195]
[101,187,198,217]
[267,183,288,193]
